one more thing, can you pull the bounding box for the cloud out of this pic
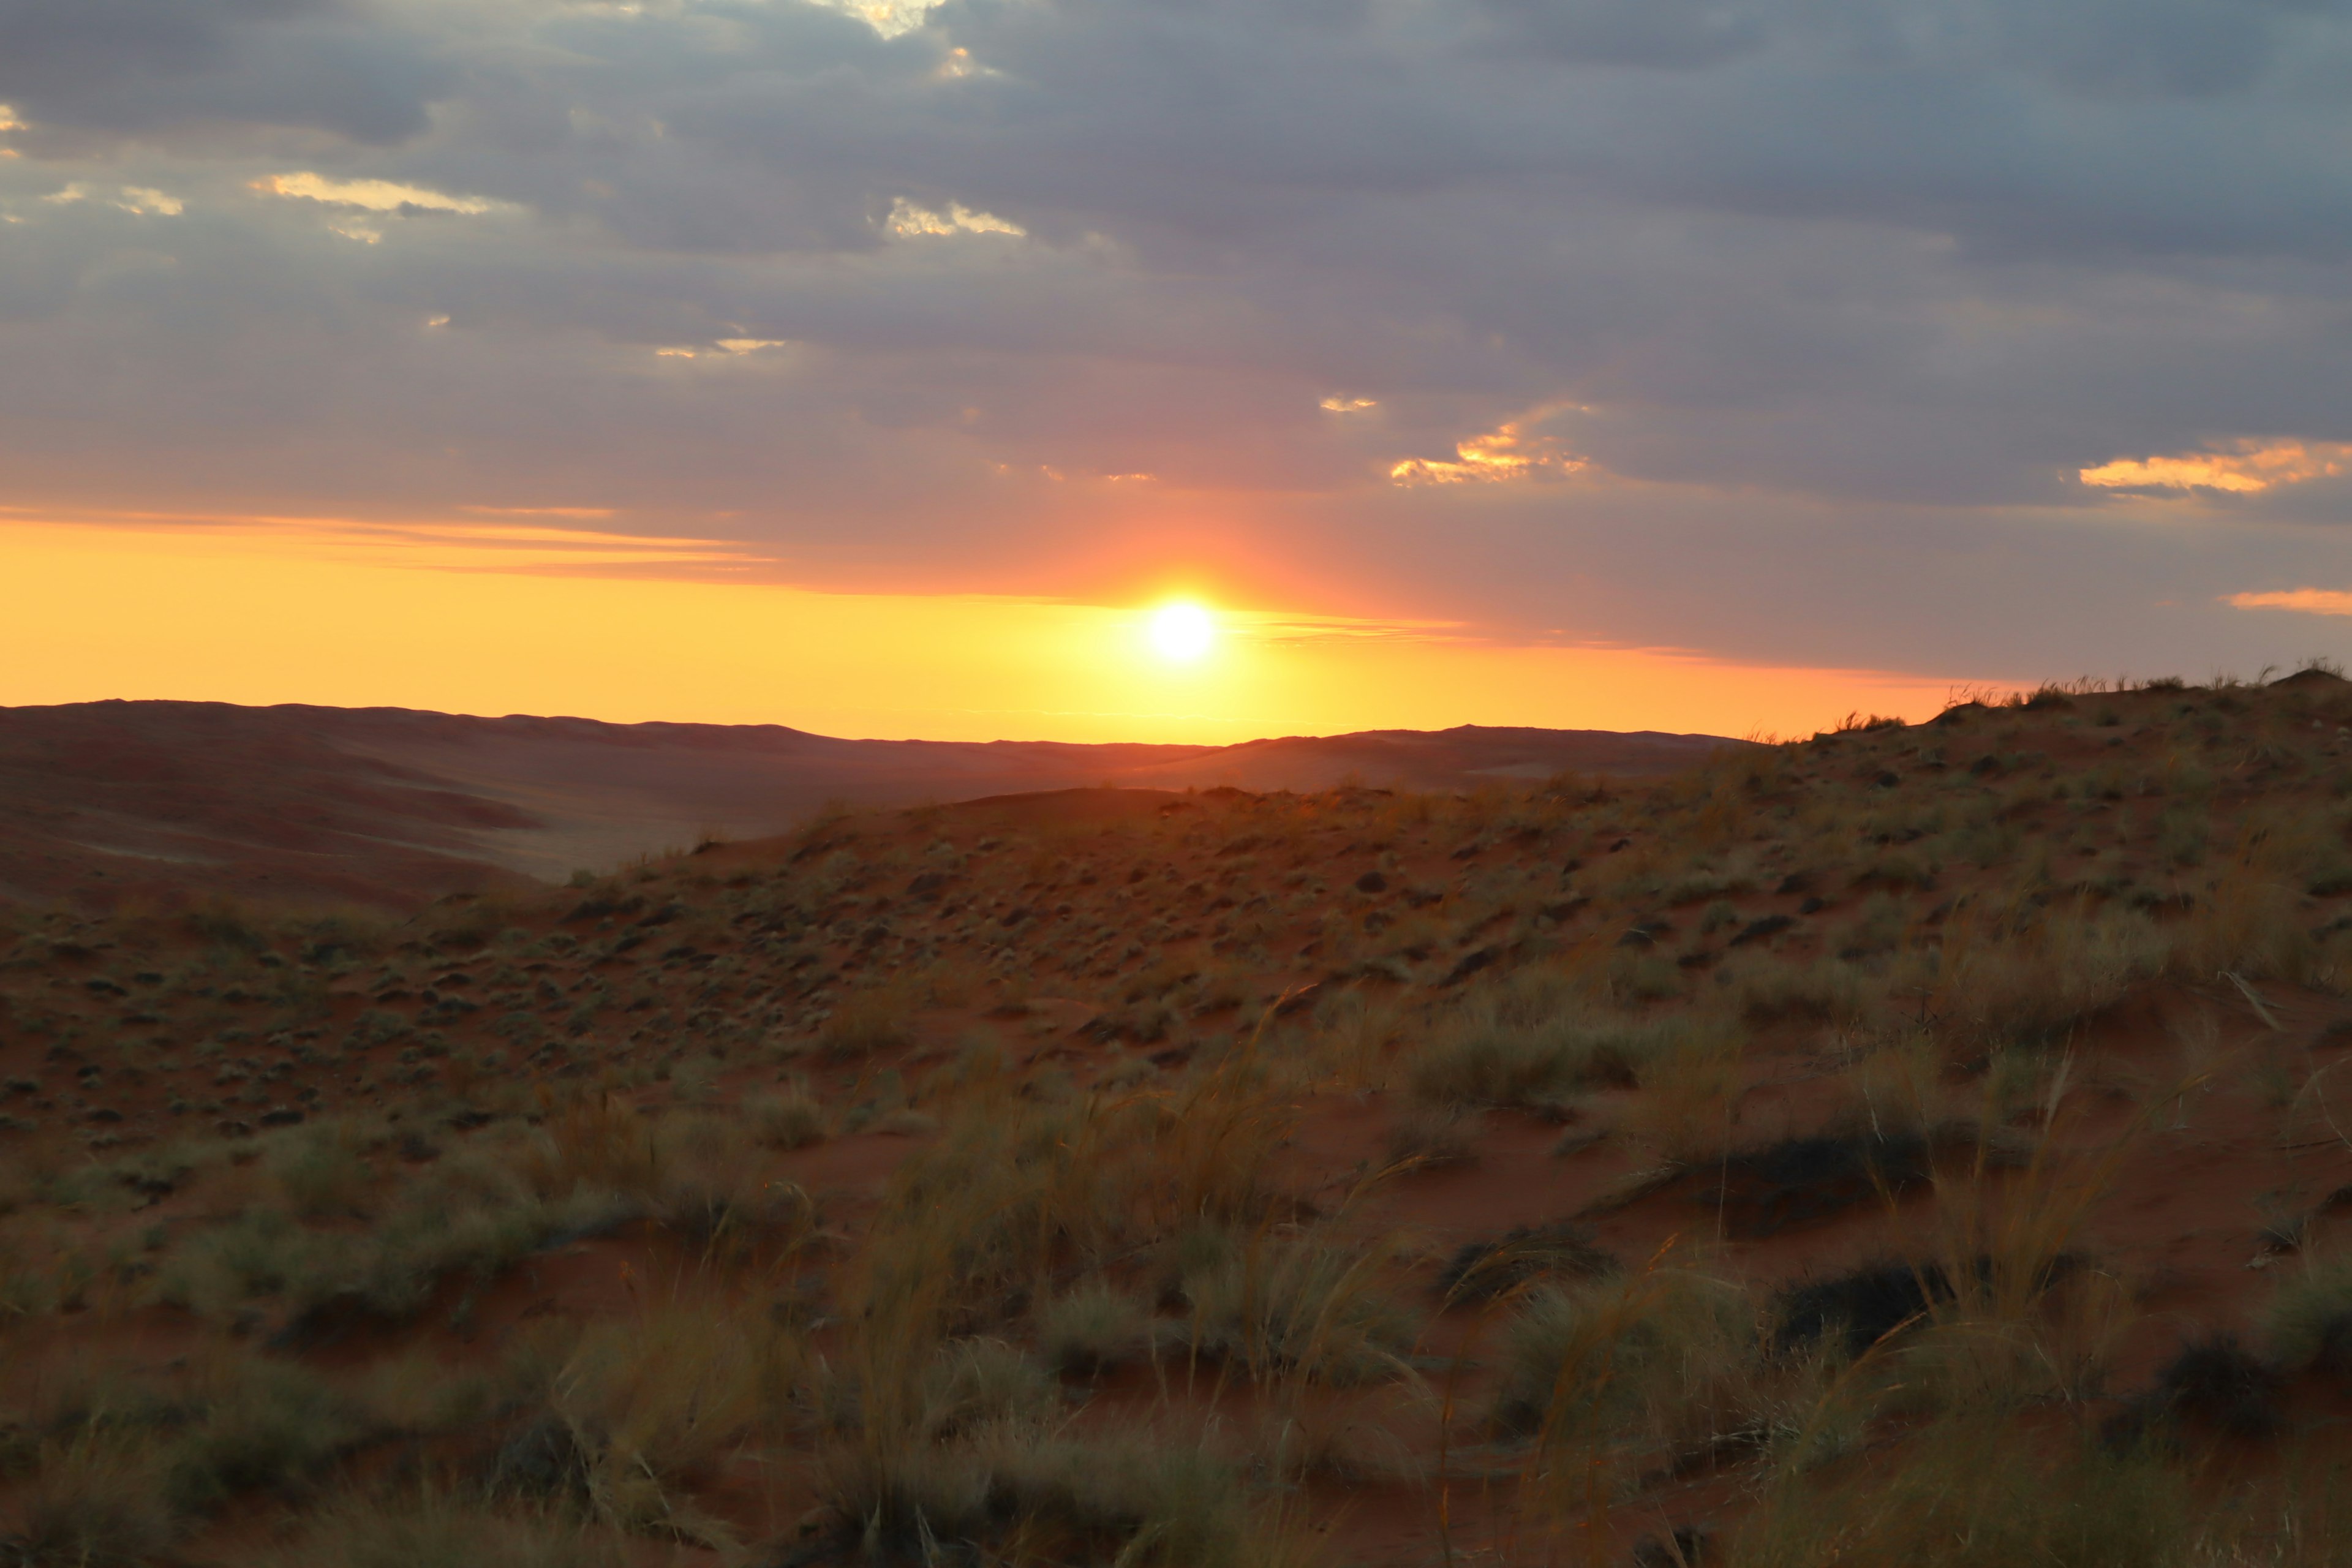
[2081,440,2352,495]
[2228,589,2352,617]
[9,0,2352,695]
[885,198,1025,239]
[1390,413,1586,486]
[257,172,497,216]
[812,0,947,40]
[0,0,451,142]
[41,181,182,215]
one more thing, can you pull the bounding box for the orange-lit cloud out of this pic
[2227,587,2352,617]
[458,505,617,520]
[886,198,1024,238]
[1390,411,1585,486]
[255,173,499,215]
[0,513,1977,745]
[2,509,764,579]
[2080,439,2352,494]
[43,183,183,216]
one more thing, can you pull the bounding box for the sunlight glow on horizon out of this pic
[0,516,1980,745]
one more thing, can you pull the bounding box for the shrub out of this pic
[4,1431,174,1566]
[1180,1229,1413,1387]
[524,1297,794,1545]
[1491,1266,1757,1468]
[1039,1282,1155,1376]
[165,1356,369,1513]
[1735,1417,2190,1568]
[1406,1000,1698,1110]
[821,987,913,1060]
[919,1340,1061,1435]
[835,1430,1260,1568]
[1725,956,1874,1027]
[260,1492,624,1568]
[2266,1251,2352,1373]
[747,1086,827,1150]
[270,1124,374,1219]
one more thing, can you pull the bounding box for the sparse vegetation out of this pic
[4,672,2352,1558]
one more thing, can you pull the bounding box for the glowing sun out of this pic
[1148,601,1216,662]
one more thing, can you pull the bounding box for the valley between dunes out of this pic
[4,674,2352,1565]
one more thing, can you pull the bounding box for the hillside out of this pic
[0,701,1738,911]
[1,673,2350,1564]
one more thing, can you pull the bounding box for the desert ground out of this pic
[0,701,1733,910]
[3,673,2352,1564]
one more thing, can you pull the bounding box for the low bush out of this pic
[1039,1281,1155,1376]
[518,1297,794,1545]
[1493,1266,1758,1480]
[2267,1251,2352,1372]
[261,1491,624,1568]
[1406,1000,1704,1110]
[746,1085,827,1150]
[1736,1417,2191,1568]
[836,1429,1261,1568]
[165,1355,369,1514]
[1180,1227,1413,1387]
[3,1431,174,1566]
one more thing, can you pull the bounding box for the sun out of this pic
[1148,600,1215,662]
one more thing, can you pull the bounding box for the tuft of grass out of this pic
[746,1084,827,1150]
[514,1293,795,1547]
[2266,1250,2352,1373]
[1180,1226,1414,1387]
[1436,1221,1614,1306]
[833,1428,1274,1568]
[164,1354,369,1514]
[1497,1260,1763,1525]
[260,1491,624,1568]
[4,1430,174,1566]
[919,1338,1061,1435]
[1735,1417,2190,1568]
[1406,992,1705,1111]
[269,1121,375,1219]
[820,986,914,1060]
[1039,1281,1155,1376]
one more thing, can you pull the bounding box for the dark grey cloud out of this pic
[0,0,451,141]
[6,0,2352,686]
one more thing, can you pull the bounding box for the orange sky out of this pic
[0,515,1975,743]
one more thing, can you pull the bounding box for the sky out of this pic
[9,0,2352,742]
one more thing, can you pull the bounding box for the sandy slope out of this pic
[0,701,1740,910]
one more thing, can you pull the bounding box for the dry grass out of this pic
[525,1291,794,1545]
[7,674,2352,1562]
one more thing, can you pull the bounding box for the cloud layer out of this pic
[9,0,2352,686]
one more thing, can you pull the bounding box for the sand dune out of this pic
[0,700,1741,909]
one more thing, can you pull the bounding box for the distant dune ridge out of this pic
[0,700,1746,910]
